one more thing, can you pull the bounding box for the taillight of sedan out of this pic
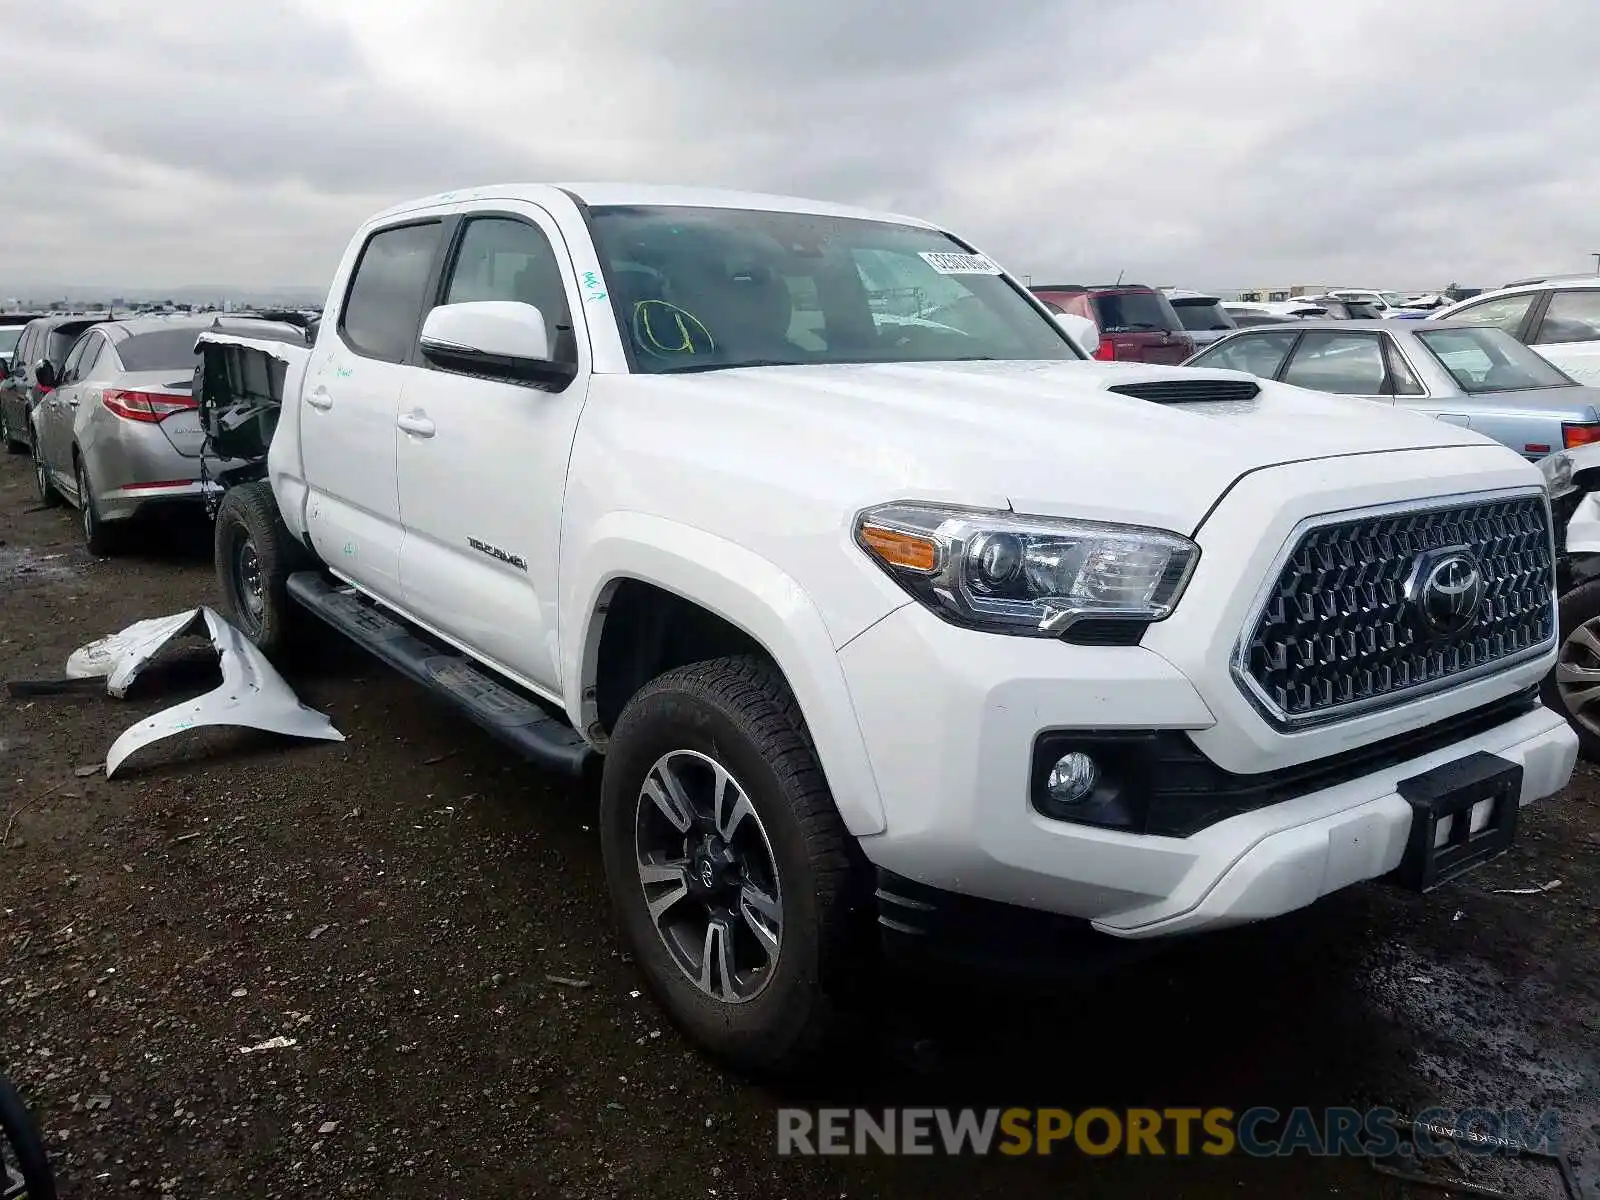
[102,389,198,423]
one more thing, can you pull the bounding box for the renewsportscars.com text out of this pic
[776,1106,1564,1158]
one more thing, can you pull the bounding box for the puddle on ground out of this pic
[0,546,82,585]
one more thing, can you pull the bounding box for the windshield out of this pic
[0,328,21,354]
[1416,326,1575,393]
[1170,299,1235,333]
[587,205,1078,374]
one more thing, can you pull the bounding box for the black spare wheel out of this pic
[599,654,873,1073]
[214,480,308,655]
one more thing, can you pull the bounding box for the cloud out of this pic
[1,0,1595,294]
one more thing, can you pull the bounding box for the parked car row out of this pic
[0,311,311,551]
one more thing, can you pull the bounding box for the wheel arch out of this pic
[564,513,888,837]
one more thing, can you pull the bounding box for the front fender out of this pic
[562,511,890,837]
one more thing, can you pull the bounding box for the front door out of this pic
[301,219,446,599]
[394,203,592,694]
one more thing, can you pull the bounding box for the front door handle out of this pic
[397,411,435,438]
[305,389,333,411]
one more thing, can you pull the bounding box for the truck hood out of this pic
[634,359,1510,534]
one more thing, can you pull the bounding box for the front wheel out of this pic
[1545,578,1600,760]
[0,1074,57,1200]
[214,480,309,656]
[599,655,873,1074]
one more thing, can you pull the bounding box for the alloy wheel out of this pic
[77,462,94,540]
[1556,616,1600,739]
[33,449,49,503]
[634,749,782,1003]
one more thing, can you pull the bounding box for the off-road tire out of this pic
[0,1074,57,1200]
[600,655,875,1075]
[214,480,311,656]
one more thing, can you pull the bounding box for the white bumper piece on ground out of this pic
[67,607,345,777]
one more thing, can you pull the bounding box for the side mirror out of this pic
[419,301,574,386]
[34,359,57,390]
[1054,312,1101,357]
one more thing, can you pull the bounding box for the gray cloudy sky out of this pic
[3,0,1595,294]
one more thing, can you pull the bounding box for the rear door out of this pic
[394,203,591,692]
[41,334,95,481]
[1528,288,1600,386]
[301,218,446,599]
[1278,330,1397,405]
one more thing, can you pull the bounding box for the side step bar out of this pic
[286,572,593,776]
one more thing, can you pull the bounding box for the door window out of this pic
[1191,330,1299,378]
[60,336,91,384]
[442,216,574,362]
[1535,290,1600,345]
[1281,332,1388,394]
[339,221,444,363]
[76,335,105,379]
[1383,337,1425,395]
[1448,291,1539,338]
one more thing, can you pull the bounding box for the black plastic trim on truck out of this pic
[286,572,593,775]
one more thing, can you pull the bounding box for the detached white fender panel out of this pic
[563,511,891,837]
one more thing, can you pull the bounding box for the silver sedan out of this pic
[31,314,306,553]
[1185,318,1600,460]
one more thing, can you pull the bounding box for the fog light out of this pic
[1046,751,1099,805]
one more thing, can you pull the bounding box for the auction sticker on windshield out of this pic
[919,252,1002,275]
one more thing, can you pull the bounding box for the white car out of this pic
[1434,278,1600,388]
[196,183,1575,1071]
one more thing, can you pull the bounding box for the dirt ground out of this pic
[1,447,1597,1200]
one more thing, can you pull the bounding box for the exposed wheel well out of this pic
[590,580,771,739]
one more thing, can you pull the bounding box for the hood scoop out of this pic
[1108,378,1261,404]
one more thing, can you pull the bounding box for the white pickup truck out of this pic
[196,183,1575,1071]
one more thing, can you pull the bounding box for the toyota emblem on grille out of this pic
[1405,546,1487,637]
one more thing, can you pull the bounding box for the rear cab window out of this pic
[1170,299,1235,333]
[339,221,446,363]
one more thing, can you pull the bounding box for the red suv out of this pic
[1030,284,1195,364]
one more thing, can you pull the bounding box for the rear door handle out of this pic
[397,411,435,438]
[305,389,333,411]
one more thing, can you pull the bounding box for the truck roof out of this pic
[369,182,937,230]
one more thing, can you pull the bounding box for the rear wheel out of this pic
[76,456,121,556]
[31,439,59,507]
[214,480,309,656]
[599,655,873,1074]
[0,405,24,454]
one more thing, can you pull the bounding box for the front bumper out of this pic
[839,600,1575,940]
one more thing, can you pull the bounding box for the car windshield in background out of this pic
[0,328,22,354]
[1416,326,1576,393]
[1171,300,1234,332]
[1092,290,1179,333]
[1344,302,1383,319]
[586,205,1078,374]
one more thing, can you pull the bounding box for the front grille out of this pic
[1108,379,1260,404]
[1238,493,1555,726]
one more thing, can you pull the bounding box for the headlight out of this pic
[1539,451,1577,501]
[854,503,1199,637]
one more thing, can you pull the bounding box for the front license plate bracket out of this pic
[1392,751,1522,892]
